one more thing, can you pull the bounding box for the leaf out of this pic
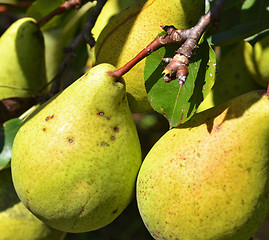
[0,118,23,170]
[210,21,269,46]
[144,39,216,128]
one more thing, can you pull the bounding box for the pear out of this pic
[11,63,142,233]
[0,17,48,100]
[197,42,260,112]
[92,0,140,40]
[0,168,66,240]
[137,90,269,240]
[95,0,205,113]
[244,34,269,88]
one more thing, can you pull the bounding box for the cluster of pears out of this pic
[10,0,205,235]
[6,0,269,240]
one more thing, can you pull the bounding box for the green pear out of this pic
[244,34,269,88]
[137,90,269,240]
[0,168,66,240]
[0,17,48,100]
[95,0,205,113]
[11,63,142,233]
[197,42,260,112]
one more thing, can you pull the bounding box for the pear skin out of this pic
[95,0,205,113]
[137,90,269,240]
[11,63,142,233]
[0,17,48,100]
[0,168,66,240]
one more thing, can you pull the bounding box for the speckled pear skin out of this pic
[95,0,205,113]
[0,169,66,240]
[137,90,269,240]
[11,63,142,233]
[0,17,47,100]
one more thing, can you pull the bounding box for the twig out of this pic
[38,0,92,26]
[109,0,227,86]
[47,0,108,96]
[109,26,191,78]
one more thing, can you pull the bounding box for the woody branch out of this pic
[109,0,227,86]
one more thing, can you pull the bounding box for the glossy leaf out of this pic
[210,21,269,46]
[0,118,23,170]
[144,38,216,128]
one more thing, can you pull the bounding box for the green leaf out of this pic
[0,118,23,170]
[210,21,269,46]
[144,39,216,128]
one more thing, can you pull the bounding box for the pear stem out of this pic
[109,0,227,84]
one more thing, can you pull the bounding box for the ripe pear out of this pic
[95,0,205,113]
[0,17,48,100]
[137,90,269,240]
[0,168,66,240]
[11,63,142,233]
[244,34,269,88]
[197,42,260,112]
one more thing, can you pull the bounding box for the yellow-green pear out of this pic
[197,42,260,112]
[11,63,142,233]
[244,34,269,88]
[0,168,66,240]
[92,0,140,40]
[0,17,48,100]
[137,90,269,240]
[95,0,205,113]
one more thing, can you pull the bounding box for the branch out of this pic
[109,26,191,78]
[47,0,108,96]
[109,0,227,86]
[38,0,92,26]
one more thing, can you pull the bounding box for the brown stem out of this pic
[163,0,227,84]
[109,26,191,78]
[38,0,91,26]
